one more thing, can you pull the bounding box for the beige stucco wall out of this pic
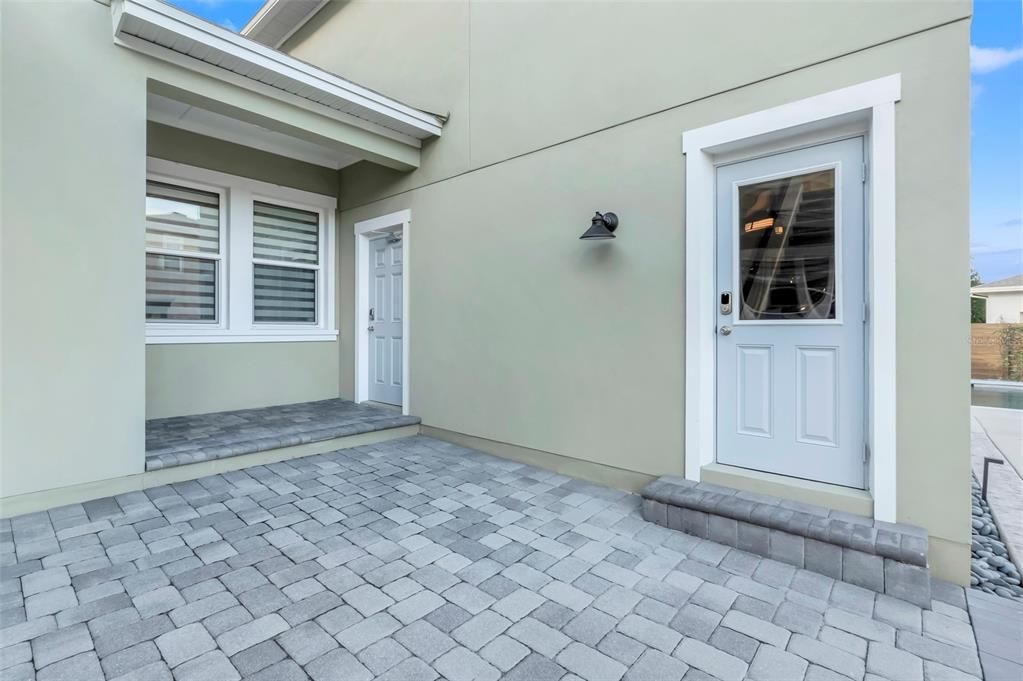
[146,342,340,419]
[1,0,148,500]
[290,3,972,580]
[144,123,341,419]
[0,0,351,498]
[286,0,969,207]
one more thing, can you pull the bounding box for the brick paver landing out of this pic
[1,436,983,680]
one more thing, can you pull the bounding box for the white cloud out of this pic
[971,45,1023,74]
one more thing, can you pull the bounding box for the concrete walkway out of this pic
[967,588,1023,680]
[971,407,1023,569]
[974,406,1023,476]
[2,436,983,680]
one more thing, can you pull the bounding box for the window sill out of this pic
[145,330,339,345]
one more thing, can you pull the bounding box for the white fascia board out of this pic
[147,94,358,169]
[241,0,281,37]
[971,286,1023,294]
[112,0,443,140]
[243,0,330,50]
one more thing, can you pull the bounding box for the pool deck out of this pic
[971,406,1023,569]
[972,405,1023,476]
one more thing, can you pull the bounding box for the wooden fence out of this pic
[972,323,1023,380]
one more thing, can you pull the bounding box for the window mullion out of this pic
[322,209,334,332]
[228,187,254,333]
[251,259,320,272]
[145,247,221,261]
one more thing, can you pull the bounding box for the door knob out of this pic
[719,325,733,336]
[368,325,375,332]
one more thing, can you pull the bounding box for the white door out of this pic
[368,235,403,406]
[715,138,866,488]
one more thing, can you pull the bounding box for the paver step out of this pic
[145,398,421,471]
[640,476,933,607]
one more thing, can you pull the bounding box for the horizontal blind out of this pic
[253,202,319,264]
[254,263,316,323]
[146,254,216,321]
[145,181,220,254]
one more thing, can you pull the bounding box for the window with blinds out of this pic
[145,181,221,322]
[145,163,336,342]
[252,202,319,324]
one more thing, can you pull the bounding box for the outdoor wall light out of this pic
[579,211,619,240]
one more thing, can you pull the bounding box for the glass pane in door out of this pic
[737,169,836,320]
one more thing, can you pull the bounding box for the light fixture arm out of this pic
[597,211,618,232]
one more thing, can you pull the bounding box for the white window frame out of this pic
[145,158,337,344]
[144,174,229,331]
[251,193,329,329]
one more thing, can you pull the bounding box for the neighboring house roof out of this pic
[242,0,327,49]
[112,0,443,143]
[972,273,1023,294]
[973,274,1023,289]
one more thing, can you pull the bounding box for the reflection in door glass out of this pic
[737,169,836,320]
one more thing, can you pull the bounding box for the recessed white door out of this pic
[715,138,866,488]
[368,235,403,406]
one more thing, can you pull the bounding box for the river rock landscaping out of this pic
[971,475,1023,597]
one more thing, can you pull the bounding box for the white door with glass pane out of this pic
[368,235,403,406]
[715,138,865,488]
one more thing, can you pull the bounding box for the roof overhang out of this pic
[971,286,1023,294]
[242,0,328,49]
[111,0,443,147]
[147,92,361,170]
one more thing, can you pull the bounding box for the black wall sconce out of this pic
[579,211,619,240]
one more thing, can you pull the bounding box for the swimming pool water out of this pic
[972,385,1023,410]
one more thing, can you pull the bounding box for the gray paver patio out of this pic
[1,435,985,680]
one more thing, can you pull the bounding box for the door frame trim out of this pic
[354,209,411,414]
[682,74,900,521]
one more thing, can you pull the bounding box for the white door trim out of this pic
[355,209,412,415]
[682,74,900,522]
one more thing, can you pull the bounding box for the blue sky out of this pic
[970,0,1023,283]
[167,0,262,32]
[174,0,1022,283]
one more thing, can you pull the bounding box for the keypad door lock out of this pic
[369,307,375,321]
[720,291,732,315]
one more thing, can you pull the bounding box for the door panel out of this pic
[716,138,865,488]
[795,346,839,447]
[368,236,403,405]
[736,345,773,438]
